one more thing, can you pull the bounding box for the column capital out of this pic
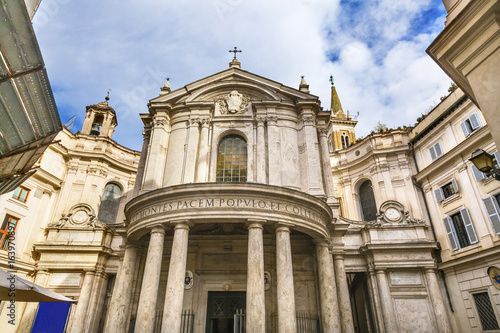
[333,253,345,261]
[317,127,328,138]
[424,268,437,274]
[255,116,266,126]
[313,238,330,248]
[170,219,193,230]
[83,269,97,275]
[247,219,266,229]
[301,114,316,126]
[150,226,167,235]
[188,118,200,127]
[124,241,139,249]
[200,117,211,128]
[266,115,278,126]
[275,225,292,234]
[152,116,168,128]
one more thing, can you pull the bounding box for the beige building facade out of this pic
[411,88,500,333]
[4,60,496,333]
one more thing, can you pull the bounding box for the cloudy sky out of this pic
[33,0,451,151]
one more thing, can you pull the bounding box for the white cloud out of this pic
[33,0,451,149]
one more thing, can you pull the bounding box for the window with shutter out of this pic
[461,112,482,137]
[434,188,444,202]
[471,151,499,181]
[429,142,443,161]
[460,208,478,245]
[435,142,443,157]
[429,146,437,161]
[471,165,486,181]
[447,208,478,250]
[436,178,459,202]
[482,196,500,234]
[443,216,459,251]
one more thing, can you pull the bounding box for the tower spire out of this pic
[329,75,344,116]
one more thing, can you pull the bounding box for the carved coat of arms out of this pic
[216,90,249,114]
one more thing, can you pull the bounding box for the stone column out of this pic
[86,269,108,332]
[246,220,266,333]
[301,113,325,196]
[135,227,166,333]
[143,113,169,190]
[256,116,266,183]
[162,222,191,333]
[184,118,200,183]
[195,117,210,182]
[315,241,341,332]
[334,255,354,333]
[267,115,281,186]
[70,270,96,333]
[276,225,297,333]
[318,128,336,203]
[104,244,138,331]
[425,269,452,333]
[375,269,397,333]
[367,268,384,332]
[134,125,151,196]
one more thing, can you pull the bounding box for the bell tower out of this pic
[328,76,357,151]
[81,94,117,139]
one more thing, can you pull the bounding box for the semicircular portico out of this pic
[125,182,332,241]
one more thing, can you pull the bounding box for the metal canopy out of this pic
[0,0,61,190]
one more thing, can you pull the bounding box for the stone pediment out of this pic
[150,67,319,106]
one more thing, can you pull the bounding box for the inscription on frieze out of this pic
[130,197,324,224]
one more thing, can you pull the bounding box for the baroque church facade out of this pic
[1,58,499,333]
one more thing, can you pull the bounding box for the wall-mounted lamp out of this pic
[469,149,500,181]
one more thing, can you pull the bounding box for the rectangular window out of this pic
[472,292,500,331]
[483,194,500,234]
[0,215,19,250]
[434,178,459,202]
[429,142,443,161]
[461,112,482,137]
[12,186,30,203]
[443,208,478,251]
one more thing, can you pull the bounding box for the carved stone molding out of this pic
[367,200,425,227]
[266,115,278,125]
[153,117,167,128]
[215,90,250,114]
[302,115,315,126]
[67,165,79,174]
[48,203,108,229]
[199,117,211,127]
[317,128,328,137]
[255,116,266,126]
[189,118,200,127]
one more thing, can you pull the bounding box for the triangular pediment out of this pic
[150,67,319,106]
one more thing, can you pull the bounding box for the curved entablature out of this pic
[125,182,332,241]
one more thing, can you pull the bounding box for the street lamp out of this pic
[469,149,500,181]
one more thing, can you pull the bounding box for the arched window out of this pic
[98,183,122,224]
[341,132,350,149]
[90,115,104,136]
[359,180,377,222]
[216,135,247,182]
